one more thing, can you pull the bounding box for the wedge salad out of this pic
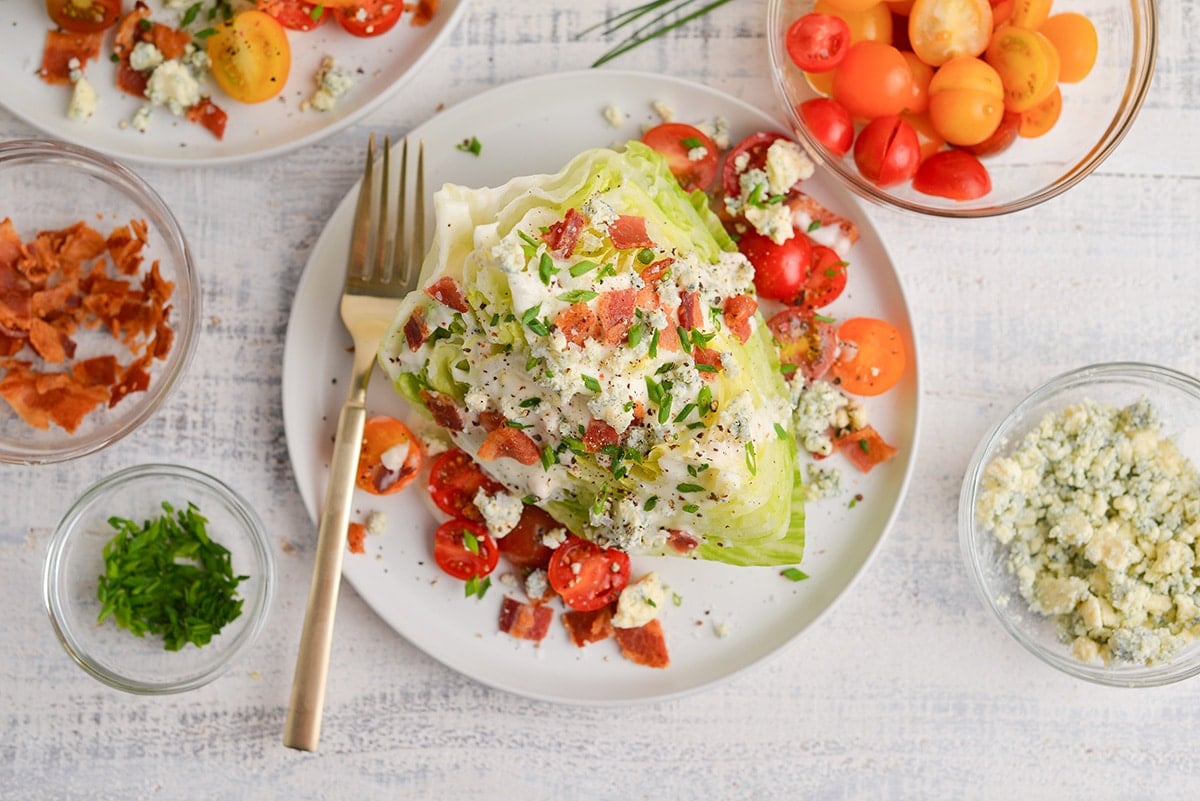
[368,122,907,668]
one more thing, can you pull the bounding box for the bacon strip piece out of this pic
[562,606,615,647]
[477,426,540,466]
[608,215,654,250]
[425,276,469,312]
[614,618,670,668]
[542,208,586,258]
[597,288,636,346]
[39,30,102,85]
[554,302,600,347]
[583,419,619,453]
[419,389,464,431]
[499,596,553,642]
[723,294,758,345]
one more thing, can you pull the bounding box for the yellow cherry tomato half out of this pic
[985,25,1060,112]
[1018,84,1062,137]
[908,0,994,67]
[816,0,893,43]
[206,10,291,104]
[1039,12,1098,83]
[1009,0,1052,30]
[927,55,1004,145]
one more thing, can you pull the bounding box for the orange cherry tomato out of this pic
[989,0,1014,27]
[985,25,1060,112]
[927,55,1005,145]
[816,0,894,43]
[1009,0,1052,30]
[908,0,993,67]
[821,0,887,11]
[833,41,914,119]
[903,51,935,114]
[1039,12,1098,83]
[830,317,906,396]
[206,10,291,104]
[1018,84,1062,137]
[356,415,424,495]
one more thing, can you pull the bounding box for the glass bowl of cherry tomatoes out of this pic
[766,0,1157,217]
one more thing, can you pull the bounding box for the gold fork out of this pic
[284,134,424,752]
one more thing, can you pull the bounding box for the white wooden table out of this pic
[3,2,1199,798]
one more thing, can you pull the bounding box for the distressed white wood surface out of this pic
[3,2,1200,799]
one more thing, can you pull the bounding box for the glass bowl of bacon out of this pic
[766,0,1157,217]
[0,139,199,464]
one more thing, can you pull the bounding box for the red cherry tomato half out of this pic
[738,230,812,303]
[45,0,121,33]
[722,131,792,199]
[802,245,848,308]
[786,13,853,72]
[433,519,499,581]
[912,149,992,200]
[355,415,424,495]
[853,115,921,187]
[333,0,404,36]
[498,504,560,570]
[766,307,838,381]
[797,97,855,157]
[547,534,631,612]
[830,316,906,396]
[428,448,505,522]
[261,0,328,31]
[641,122,720,192]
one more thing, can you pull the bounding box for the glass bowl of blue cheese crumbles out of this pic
[960,362,1200,687]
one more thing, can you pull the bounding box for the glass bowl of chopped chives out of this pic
[43,463,274,694]
[960,362,1200,687]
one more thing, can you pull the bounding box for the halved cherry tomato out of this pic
[908,0,993,67]
[738,230,812,303]
[206,10,291,104]
[333,0,404,37]
[832,41,914,120]
[912,149,992,199]
[433,519,499,581]
[802,245,848,308]
[261,0,328,31]
[786,13,852,73]
[767,308,837,381]
[819,0,884,12]
[830,317,906,396]
[641,122,719,192]
[1009,0,1052,30]
[798,97,855,156]
[853,115,920,187]
[722,131,791,199]
[498,505,559,570]
[989,0,1015,27]
[46,0,121,33]
[428,448,505,522]
[985,25,1060,112]
[1018,84,1062,137]
[963,109,1020,156]
[1039,12,1098,83]
[355,415,423,495]
[547,534,631,612]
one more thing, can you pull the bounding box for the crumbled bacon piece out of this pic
[676,290,704,330]
[638,257,673,285]
[346,522,367,555]
[608,215,654,250]
[39,30,102,85]
[597,289,636,346]
[424,276,469,312]
[542,208,587,258]
[477,426,540,466]
[475,410,506,432]
[420,389,464,431]
[403,307,429,351]
[692,346,723,378]
[722,294,758,345]
[583,419,619,453]
[834,424,898,473]
[562,606,616,647]
[788,194,860,247]
[614,618,670,668]
[554,302,600,347]
[666,529,699,554]
[186,98,228,141]
[498,596,553,642]
[406,0,440,25]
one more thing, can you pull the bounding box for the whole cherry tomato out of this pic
[798,97,855,156]
[832,41,914,120]
[853,115,920,187]
[738,230,813,303]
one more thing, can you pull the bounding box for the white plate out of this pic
[282,69,922,704]
[1,2,467,167]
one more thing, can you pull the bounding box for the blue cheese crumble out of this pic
[976,398,1200,665]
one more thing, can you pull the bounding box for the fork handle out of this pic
[283,395,367,751]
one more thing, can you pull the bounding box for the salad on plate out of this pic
[360,120,907,668]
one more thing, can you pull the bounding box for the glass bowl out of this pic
[960,363,1200,687]
[0,139,199,463]
[766,0,1158,217]
[43,464,275,694]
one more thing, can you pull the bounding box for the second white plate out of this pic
[282,69,921,704]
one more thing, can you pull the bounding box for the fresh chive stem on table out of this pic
[581,0,736,68]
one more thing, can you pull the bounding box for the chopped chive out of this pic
[682,503,700,513]
[519,397,542,408]
[643,495,659,512]
[539,252,557,284]
[807,220,823,232]
[649,328,660,358]
[462,529,481,554]
[657,394,672,424]
[540,444,559,470]
[780,567,809,582]
[774,422,788,440]
[814,313,836,324]
[557,289,599,303]
[745,441,757,476]
[636,248,655,264]
[569,259,600,278]
[676,482,703,493]
[582,374,602,393]
[456,136,483,156]
[673,402,696,423]
[695,363,718,373]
